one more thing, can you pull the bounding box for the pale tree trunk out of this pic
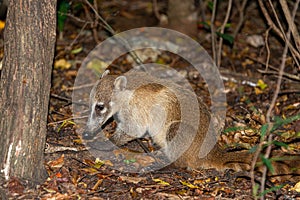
[0,0,56,185]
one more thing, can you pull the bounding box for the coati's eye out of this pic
[95,103,106,115]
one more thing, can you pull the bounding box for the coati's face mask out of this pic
[83,70,129,139]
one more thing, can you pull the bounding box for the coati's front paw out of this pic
[109,129,136,146]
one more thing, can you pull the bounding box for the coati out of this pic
[83,69,300,180]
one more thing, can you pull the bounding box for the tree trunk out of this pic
[0,0,56,185]
[167,0,198,37]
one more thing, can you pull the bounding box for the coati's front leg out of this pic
[109,127,137,146]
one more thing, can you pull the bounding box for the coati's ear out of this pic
[114,76,127,91]
[101,70,110,78]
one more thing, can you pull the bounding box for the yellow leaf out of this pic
[73,139,82,144]
[257,79,267,90]
[180,180,199,189]
[0,20,5,29]
[81,167,98,175]
[255,87,263,95]
[54,58,72,69]
[291,181,300,192]
[94,158,105,169]
[152,178,170,186]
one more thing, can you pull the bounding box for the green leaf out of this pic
[260,124,269,139]
[71,47,83,54]
[271,113,300,132]
[252,183,259,198]
[272,141,288,148]
[124,159,136,164]
[223,126,247,133]
[58,0,70,32]
[208,1,214,11]
[216,32,234,44]
[259,184,284,196]
[260,155,274,174]
[225,23,231,28]
[249,145,257,153]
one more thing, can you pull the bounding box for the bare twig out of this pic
[257,69,300,81]
[82,2,100,43]
[263,27,271,74]
[217,0,232,67]
[60,12,93,24]
[268,0,300,68]
[279,0,300,51]
[210,0,218,64]
[62,83,95,91]
[152,0,161,20]
[83,0,145,68]
[246,55,300,81]
[258,0,300,67]
[233,0,248,38]
[50,93,89,106]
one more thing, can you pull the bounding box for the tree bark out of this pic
[0,0,56,185]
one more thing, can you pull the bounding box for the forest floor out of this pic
[1,0,300,199]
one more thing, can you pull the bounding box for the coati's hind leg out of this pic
[161,121,202,168]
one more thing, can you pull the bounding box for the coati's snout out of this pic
[82,102,114,139]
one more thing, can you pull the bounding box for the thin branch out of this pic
[152,0,161,20]
[83,0,145,68]
[210,0,218,64]
[217,0,232,67]
[263,27,271,75]
[268,0,300,69]
[258,0,300,67]
[233,0,248,38]
[279,0,300,51]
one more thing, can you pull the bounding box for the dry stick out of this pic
[83,3,100,43]
[210,0,218,65]
[64,12,93,24]
[257,69,300,81]
[233,0,248,39]
[263,28,271,74]
[258,0,300,67]
[83,0,144,67]
[216,0,232,68]
[268,0,300,68]
[246,55,300,81]
[279,0,300,51]
[152,0,161,21]
[63,83,95,91]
